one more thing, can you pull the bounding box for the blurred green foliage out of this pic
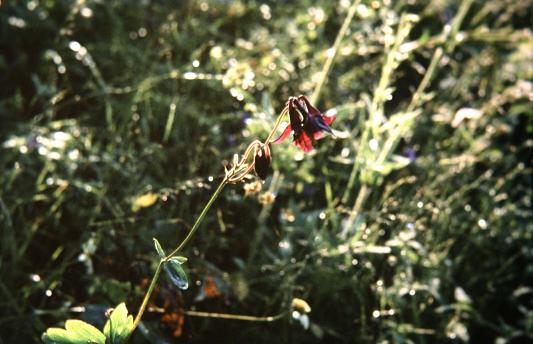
[0,0,531,343]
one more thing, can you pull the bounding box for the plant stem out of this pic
[184,310,287,322]
[130,260,163,334]
[128,178,227,340]
[310,0,359,105]
[265,107,288,144]
[166,177,228,259]
[128,103,290,339]
[407,0,473,112]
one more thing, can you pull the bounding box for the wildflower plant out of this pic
[2,0,530,343]
[41,95,335,343]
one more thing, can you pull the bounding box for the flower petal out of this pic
[313,131,324,140]
[299,95,321,117]
[272,124,292,144]
[294,132,314,153]
[288,101,304,128]
[316,116,334,134]
[322,114,336,125]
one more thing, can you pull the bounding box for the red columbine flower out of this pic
[254,143,272,180]
[273,95,336,153]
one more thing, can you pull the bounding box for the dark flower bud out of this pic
[254,144,272,180]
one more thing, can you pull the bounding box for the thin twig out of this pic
[184,310,287,322]
[311,0,360,104]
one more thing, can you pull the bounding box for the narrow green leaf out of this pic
[153,238,165,259]
[164,257,189,290]
[174,256,188,264]
[103,303,133,344]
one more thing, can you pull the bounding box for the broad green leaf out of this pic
[164,257,189,290]
[42,328,75,344]
[153,238,165,259]
[42,319,105,344]
[65,321,106,343]
[103,303,133,344]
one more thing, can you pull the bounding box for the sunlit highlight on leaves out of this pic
[42,319,105,344]
[132,193,158,212]
[103,303,133,344]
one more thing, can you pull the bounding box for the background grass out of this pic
[1,0,532,343]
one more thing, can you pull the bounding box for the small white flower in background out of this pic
[291,298,312,329]
[451,108,483,128]
[454,286,472,304]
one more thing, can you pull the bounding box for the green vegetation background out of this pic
[0,0,531,343]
